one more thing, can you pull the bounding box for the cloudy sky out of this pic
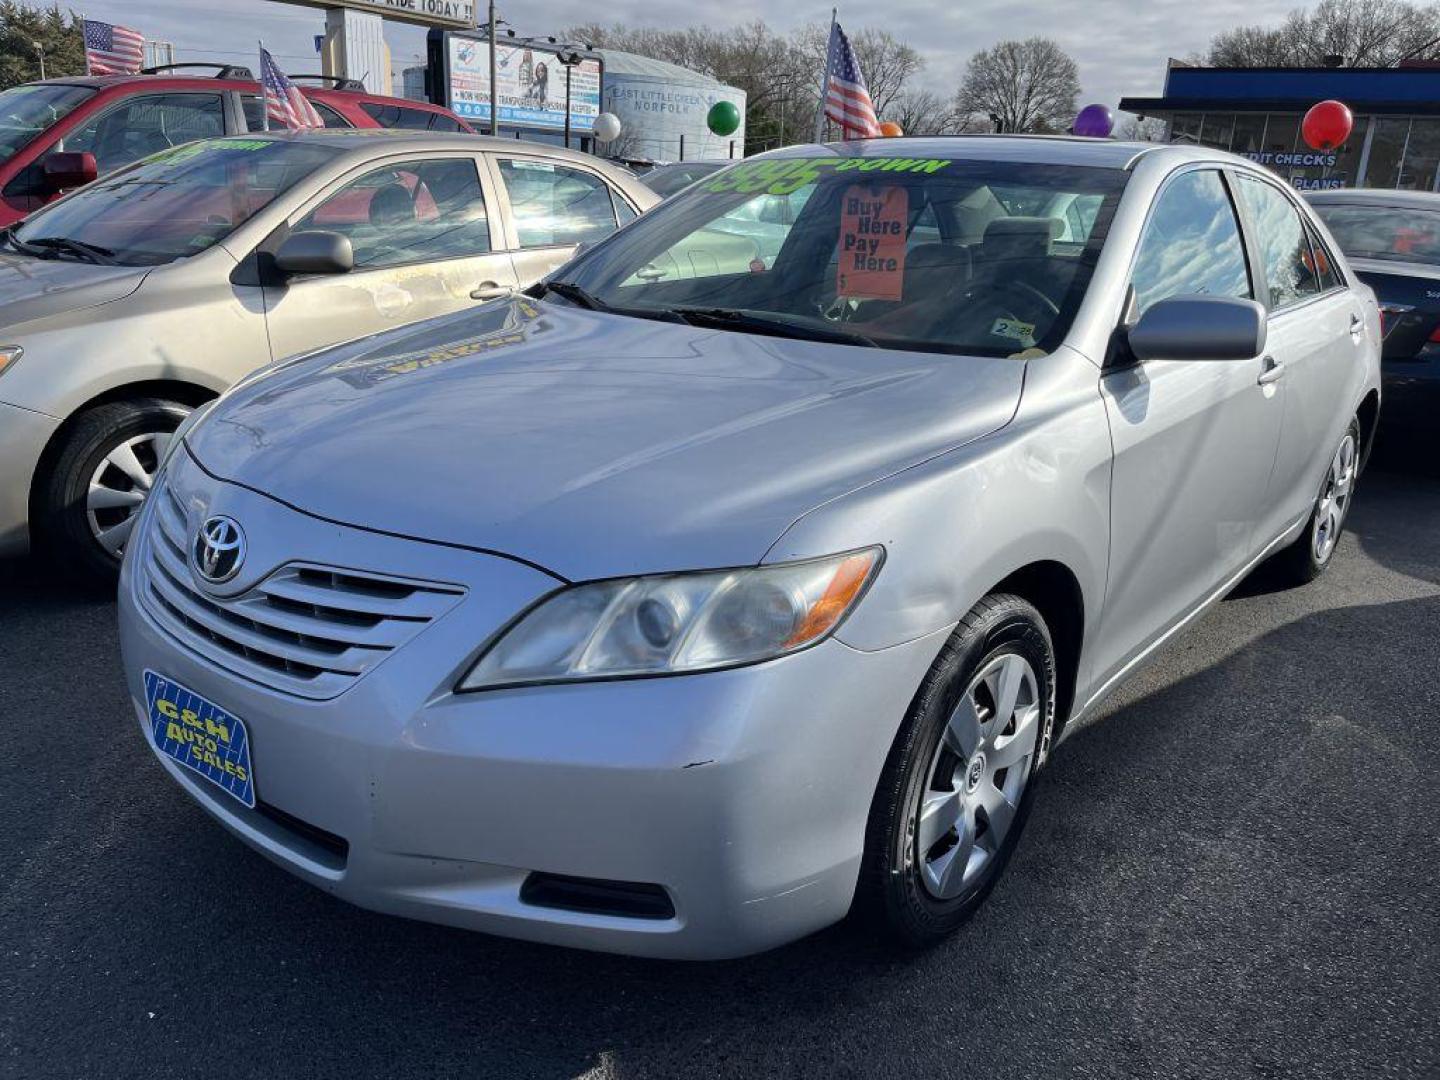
[75,0,1295,110]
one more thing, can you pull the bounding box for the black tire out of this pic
[855,594,1056,949]
[1271,416,1362,587]
[35,398,190,586]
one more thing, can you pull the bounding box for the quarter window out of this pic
[1131,170,1251,316]
[243,96,352,131]
[294,157,491,269]
[61,93,224,175]
[497,159,618,248]
[1235,175,1320,309]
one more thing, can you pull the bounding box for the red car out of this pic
[0,64,473,227]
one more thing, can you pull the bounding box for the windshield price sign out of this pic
[837,185,908,300]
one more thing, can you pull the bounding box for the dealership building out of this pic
[1121,64,1440,191]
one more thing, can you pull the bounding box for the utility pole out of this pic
[487,0,498,135]
[33,41,46,80]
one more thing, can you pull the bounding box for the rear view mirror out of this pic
[43,151,98,192]
[1127,296,1267,362]
[275,230,354,277]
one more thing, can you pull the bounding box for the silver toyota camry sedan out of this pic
[117,136,1381,959]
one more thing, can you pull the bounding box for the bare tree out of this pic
[955,37,1080,134]
[885,89,960,135]
[1207,0,1440,66]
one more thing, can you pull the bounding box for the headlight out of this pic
[458,547,882,691]
[158,399,216,475]
[0,345,22,378]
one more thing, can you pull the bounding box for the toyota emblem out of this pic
[192,515,246,584]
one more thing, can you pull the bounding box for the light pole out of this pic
[556,47,583,149]
[33,41,45,80]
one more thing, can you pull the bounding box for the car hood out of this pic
[0,252,149,329]
[187,299,1027,581]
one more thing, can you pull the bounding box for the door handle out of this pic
[1349,313,1364,337]
[470,282,513,301]
[1257,355,1286,385]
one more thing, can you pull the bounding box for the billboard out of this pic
[446,36,601,132]
[286,0,476,29]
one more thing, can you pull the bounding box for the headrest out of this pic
[983,216,1061,260]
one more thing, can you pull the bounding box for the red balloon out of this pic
[1302,100,1353,151]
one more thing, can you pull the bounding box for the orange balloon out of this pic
[878,121,904,137]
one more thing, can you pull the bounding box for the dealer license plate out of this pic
[144,670,255,809]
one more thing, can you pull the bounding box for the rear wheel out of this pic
[856,594,1056,948]
[36,398,190,586]
[1272,417,1361,586]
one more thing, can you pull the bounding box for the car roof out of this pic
[24,74,450,108]
[759,134,1187,171]
[212,130,649,192]
[1305,187,1440,209]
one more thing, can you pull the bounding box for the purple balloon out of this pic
[1073,104,1114,139]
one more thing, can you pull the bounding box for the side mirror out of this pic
[274,230,354,277]
[1127,296,1267,362]
[43,151,98,193]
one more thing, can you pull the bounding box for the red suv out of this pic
[0,64,473,227]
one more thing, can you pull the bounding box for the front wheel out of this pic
[855,594,1056,948]
[36,398,191,586]
[1271,417,1361,586]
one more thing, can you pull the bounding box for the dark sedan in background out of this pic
[1309,189,1440,469]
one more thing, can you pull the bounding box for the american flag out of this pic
[823,22,880,140]
[83,19,144,76]
[259,46,324,130]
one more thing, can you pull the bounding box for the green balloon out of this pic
[707,100,741,137]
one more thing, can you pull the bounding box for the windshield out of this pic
[556,155,1127,357]
[0,83,96,161]
[11,138,340,266]
[1313,202,1440,266]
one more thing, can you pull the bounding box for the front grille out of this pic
[140,484,465,699]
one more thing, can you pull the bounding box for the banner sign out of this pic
[447,36,601,132]
[286,0,475,29]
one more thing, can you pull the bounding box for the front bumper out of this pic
[0,400,60,558]
[118,455,945,959]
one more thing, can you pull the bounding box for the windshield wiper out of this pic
[0,226,45,258]
[668,307,878,349]
[25,236,117,265]
[530,280,609,310]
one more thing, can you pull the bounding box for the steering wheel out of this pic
[967,278,1060,320]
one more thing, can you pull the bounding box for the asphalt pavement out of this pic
[2,467,1437,1080]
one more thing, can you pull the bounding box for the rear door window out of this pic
[497,158,618,248]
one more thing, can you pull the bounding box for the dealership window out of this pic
[1260,114,1300,160]
[1230,114,1267,157]
[1131,169,1251,316]
[1169,114,1202,143]
[1397,118,1440,190]
[1198,113,1235,150]
[1235,175,1319,308]
[1363,117,1411,189]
